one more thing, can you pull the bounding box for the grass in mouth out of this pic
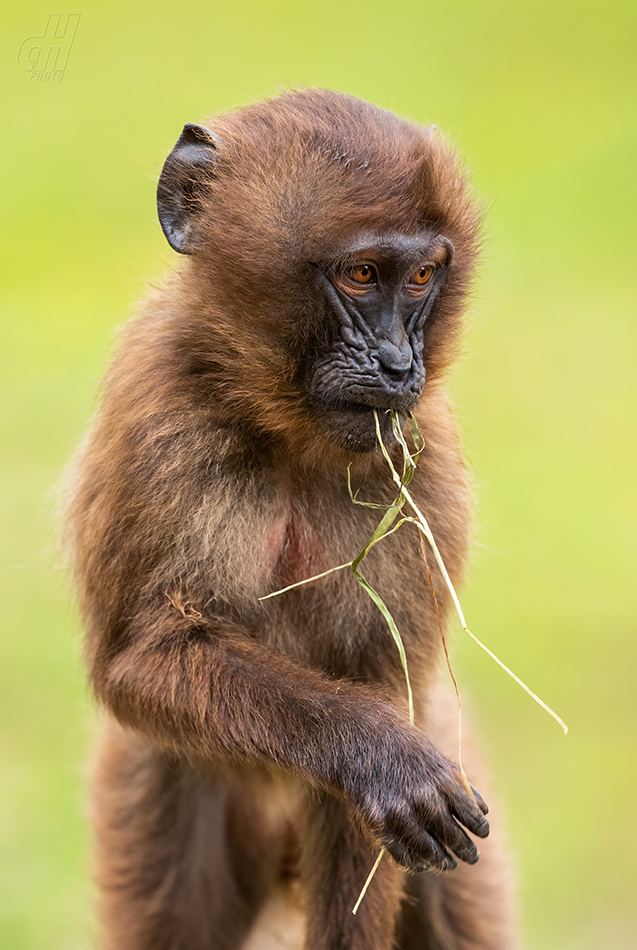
[260,408,567,912]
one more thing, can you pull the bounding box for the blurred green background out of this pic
[1,1,636,947]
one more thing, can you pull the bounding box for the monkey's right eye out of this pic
[346,264,376,284]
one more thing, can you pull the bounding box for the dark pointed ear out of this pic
[157,123,221,254]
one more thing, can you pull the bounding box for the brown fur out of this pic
[65,89,516,949]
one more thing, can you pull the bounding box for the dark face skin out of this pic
[305,232,453,452]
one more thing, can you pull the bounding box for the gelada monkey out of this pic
[65,89,516,949]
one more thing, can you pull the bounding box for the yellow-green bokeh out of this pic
[1,2,636,947]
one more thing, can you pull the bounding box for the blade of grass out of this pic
[352,848,386,916]
[258,561,353,599]
[418,534,472,796]
[374,411,569,735]
[354,570,414,724]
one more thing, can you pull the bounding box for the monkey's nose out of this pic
[377,338,413,375]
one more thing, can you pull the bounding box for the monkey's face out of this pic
[304,232,453,452]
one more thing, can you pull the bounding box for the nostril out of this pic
[377,339,412,375]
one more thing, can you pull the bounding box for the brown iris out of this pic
[347,264,375,284]
[411,265,433,286]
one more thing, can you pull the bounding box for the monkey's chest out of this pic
[257,498,426,684]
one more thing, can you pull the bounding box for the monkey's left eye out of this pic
[410,265,433,286]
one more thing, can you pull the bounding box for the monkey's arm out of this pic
[93,602,489,873]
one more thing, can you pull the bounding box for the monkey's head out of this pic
[157,90,480,456]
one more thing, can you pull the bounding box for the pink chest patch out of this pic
[265,509,327,590]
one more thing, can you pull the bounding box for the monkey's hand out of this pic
[344,721,490,873]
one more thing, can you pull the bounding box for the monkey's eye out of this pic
[346,263,376,284]
[410,265,433,286]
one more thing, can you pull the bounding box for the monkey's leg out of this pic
[396,847,516,950]
[300,794,405,950]
[92,719,283,950]
[395,683,518,950]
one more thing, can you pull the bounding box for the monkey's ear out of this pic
[157,123,221,254]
